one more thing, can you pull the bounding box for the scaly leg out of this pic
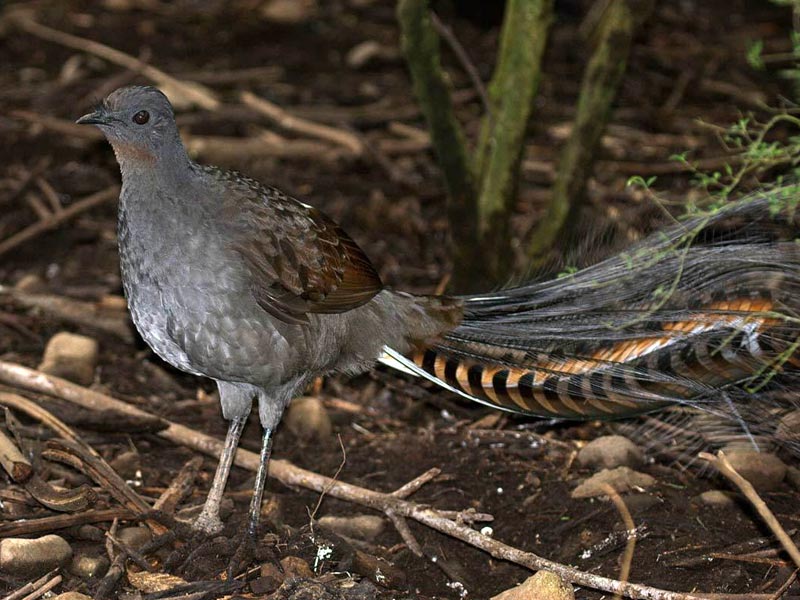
[193,416,247,534]
[246,427,274,536]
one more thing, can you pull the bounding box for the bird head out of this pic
[76,86,182,165]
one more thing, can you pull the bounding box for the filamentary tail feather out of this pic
[382,192,800,456]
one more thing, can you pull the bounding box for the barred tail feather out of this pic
[382,192,800,455]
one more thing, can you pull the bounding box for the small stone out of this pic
[110,450,141,479]
[571,467,656,499]
[69,553,109,578]
[280,555,314,579]
[0,535,73,577]
[284,396,332,441]
[352,550,406,588]
[75,524,105,541]
[491,570,575,600]
[786,466,800,491]
[255,562,285,593]
[116,526,152,550]
[346,40,400,69]
[38,331,99,385]
[723,450,786,492]
[14,273,46,292]
[53,593,93,600]
[317,514,385,541]
[261,0,317,24]
[578,435,644,470]
[699,490,737,507]
[775,410,800,445]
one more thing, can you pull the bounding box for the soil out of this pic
[1,0,799,598]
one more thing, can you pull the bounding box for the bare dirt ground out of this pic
[1,0,799,598]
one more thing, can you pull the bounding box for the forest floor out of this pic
[1,0,799,598]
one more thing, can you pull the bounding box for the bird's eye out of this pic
[132,110,150,125]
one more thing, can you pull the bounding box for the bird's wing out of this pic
[222,183,383,325]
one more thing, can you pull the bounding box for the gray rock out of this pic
[723,450,786,492]
[572,467,656,499]
[53,594,93,600]
[75,525,105,541]
[491,570,575,600]
[317,514,385,541]
[0,534,72,577]
[698,490,736,507]
[578,435,644,470]
[786,466,800,491]
[69,553,109,578]
[38,331,99,385]
[284,396,332,442]
[116,526,152,550]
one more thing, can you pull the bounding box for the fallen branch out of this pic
[1,287,134,342]
[8,9,219,110]
[240,91,364,155]
[0,507,131,537]
[0,361,749,600]
[0,186,120,259]
[700,451,800,569]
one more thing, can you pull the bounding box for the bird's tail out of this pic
[380,191,800,454]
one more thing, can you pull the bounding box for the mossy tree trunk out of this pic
[398,0,649,289]
[398,0,553,290]
[527,0,654,266]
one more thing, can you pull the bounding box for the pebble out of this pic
[352,550,406,588]
[786,466,800,491]
[110,450,141,480]
[491,570,575,600]
[0,535,73,577]
[317,514,385,541]
[698,490,737,507]
[776,410,800,445]
[722,449,786,492]
[14,273,46,292]
[284,396,332,442]
[69,553,109,578]
[280,555,314,579]
[38,331,98,385]
[116,526,152,550]
[571,467,656,499]
[75,524,105,541]
[53,594,93,600]
[254,562,285,594]
[578,435,644,470]
[346,40,400,69]
[261,0,317,24]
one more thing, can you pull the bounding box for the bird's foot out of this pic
[191,510,225,536]
[224,525,259,580]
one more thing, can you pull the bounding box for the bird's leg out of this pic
[193,416,247,535]
[226,426,274,578]
[247,427,274,537]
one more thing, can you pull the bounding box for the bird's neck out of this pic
[116,147,194,192]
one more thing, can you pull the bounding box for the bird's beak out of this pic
[76,110,110,126]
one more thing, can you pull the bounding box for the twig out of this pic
[429,11,490,115]
[0,360,745,600]
[0,186,120,258]
[0,570,58,600]
[700,451,800,569]
[13,574,61,600]
[0,507,131,537]
[0,426,34,483]
[240,91,364,155]
[2,288,134,342]
[602,483,637,600]
[0,392,163,533]
[8,10,219,110]
[152,456,203,514]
